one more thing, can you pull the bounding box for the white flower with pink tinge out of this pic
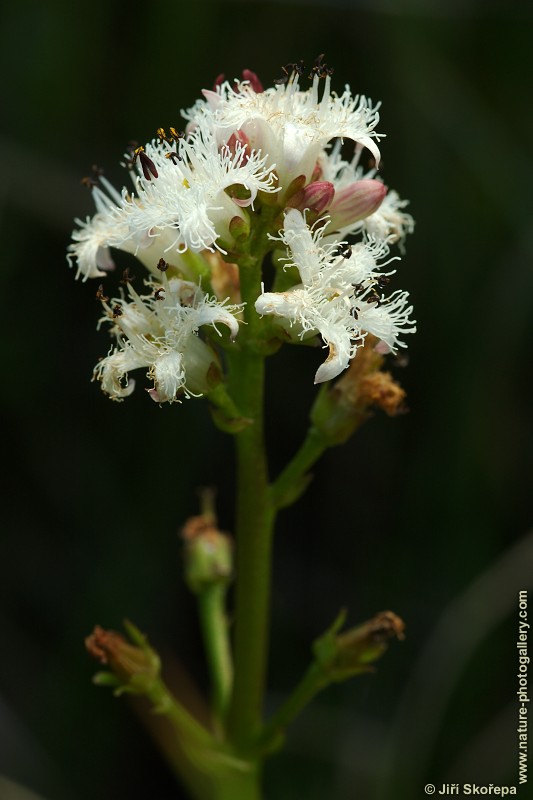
[255,209,416,384]
[184,71,383,186]
[68,122,279,281]
[94,277,241,402]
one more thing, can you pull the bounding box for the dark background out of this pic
[1,0,532,798]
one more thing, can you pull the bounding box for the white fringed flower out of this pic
[67,178,133,281]
[255,209,415,383]
[362,189,414,247]
[94,277,241,402]
[184,73,383,185]
[68,123,278,281]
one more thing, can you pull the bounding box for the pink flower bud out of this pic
[225,130,252,163]
[241,69,264,93]
[328,179,386,228]
[287,181,335,216]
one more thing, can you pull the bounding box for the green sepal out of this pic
[313,608,347,668]
[93,671,121,688]
[310,383,369,447]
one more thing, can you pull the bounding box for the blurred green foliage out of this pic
[1,0,532,798]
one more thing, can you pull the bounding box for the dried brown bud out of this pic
[359,371,407,417]
[313,609,405,683]
[333,611,405,672]
[85,622,160,689]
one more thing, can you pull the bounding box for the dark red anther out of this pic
[165,151,182,164]
[134,147,158,181]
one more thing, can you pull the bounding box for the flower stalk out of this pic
[182,498,234,726]
[225,226,276,747]
[75,59,416,800]
[258,610,405,753]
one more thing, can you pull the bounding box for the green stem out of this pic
[269,426,327,510]
[145,676,215,747]
[145,677,262,800]
[198,584,233,724]
[226,236,276,748]
[257,662,327,753]
[226,347,274,746]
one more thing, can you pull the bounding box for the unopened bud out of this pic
[86,620,160,694]
[287,181,335,220]
[313,609,405,683]
[242,69,264,93]
[182,509,233,593]
[328,179,386,228]
[334,611,405,672]
[225,130,252,162]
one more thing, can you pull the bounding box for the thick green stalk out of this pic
[144,677,261,800]
[228,354,274,745]
[226,244,275,749]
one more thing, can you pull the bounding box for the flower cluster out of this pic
[68,63,415,401]
[257,208,415,383]
[94,276,240,402]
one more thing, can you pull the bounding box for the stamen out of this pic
[133,146,159,181]
[120,268,135,285]
[82,163,105,188]
[308,54,334,80]
[274,59,305,85]
[165,151,182,164]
